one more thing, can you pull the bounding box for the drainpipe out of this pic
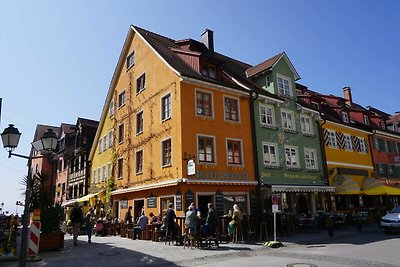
[249,90,260,217]
[317,113,330,211]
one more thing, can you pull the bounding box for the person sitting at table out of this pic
[95,218,104,236]
[149,212,159,224]
[133,210,148,239]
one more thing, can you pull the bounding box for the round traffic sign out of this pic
[272,194,278,205]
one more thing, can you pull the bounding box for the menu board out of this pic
[176,194,182,211]
[147,197,157,208]
[185,189,194,210]
[215,190,224,216]
[120,199,128,209]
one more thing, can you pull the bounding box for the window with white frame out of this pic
[135,150,143,174]
[93,169,97,184]
[98,139,102,153]
[344,134,353,150]
[342,112,349,123]
[300,114,313,135]
[364,115,369,125]
[327,130,337,147]
[161,138,172,166]
[285,146,299,168]
[118,91,126,108]
[277,75,292,97]
[103,135,107,151]
[108,131,113,148]
[224,97,239,122]
[263,142,279,167]
[127,51,135,69]
[281,110,295,131]
[384,140,389,152]
[107,163,112,178]
[161,93,171,121]
[117,158,123,179]
[109,100,114,116]
[118,123,124,143]
[196,90,213,117]
[227,139,242,165]
[136,73,146,93]
[136,111,144,134]
[304,148,317,170]
[260,104,275,127]
[198,135,215,163]
[359,138,367,153]
[102,165,106,182]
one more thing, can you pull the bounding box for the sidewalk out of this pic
[1,224,381,267]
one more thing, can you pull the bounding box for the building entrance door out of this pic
[198,195,214,219]
[134,199,144,221]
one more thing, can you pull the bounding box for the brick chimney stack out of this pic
[201,29,214,52]
[343,86,352,105]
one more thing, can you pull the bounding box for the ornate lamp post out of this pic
[0,202,4,215]
[1,124,57,267]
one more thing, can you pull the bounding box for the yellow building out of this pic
[91,25,261,221]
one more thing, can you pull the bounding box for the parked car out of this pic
[380,206,400,233]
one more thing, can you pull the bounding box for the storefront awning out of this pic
[61,199,78,207]
[383,185,400,195]
[61,191,104,207]
[333,175,362,195]
[271,185,335,193]
[361,177,386,195]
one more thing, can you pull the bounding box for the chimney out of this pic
[343,86,352,105]
[201,29,214,52]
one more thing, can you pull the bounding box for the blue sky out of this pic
[1,0,399,213]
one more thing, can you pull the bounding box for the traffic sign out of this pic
[271,194,278,205]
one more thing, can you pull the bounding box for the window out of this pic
[118,91,126,108]
[107,163,112,178]
[359,138,367,153]
[364,115,369,125]
[102,165,106,182]
[380,120,386,130]
[98,139,102,153]
[58,159,63,172]
[374,138,380,150]
[304,148,317,170]
[227,139,242,165]
[136,111,144,134]
[342,112,349,123]
[311,101,319,109]
[196,90,213,117]
[136,73,146,93]
[281,110,295,131]
[103,136,107,151]
[161,139,172,166]
[201,63,216,78]
[223,195,248,214]
[135,150,143,174]
[224,97,239,121]
[300,115,313,135]
[327,130,337,148]
[198,136,215,163]
[260,104,275,127]
[108,131,113,148]
[285,146,299,168]
[378,164,384,175]
[127,51,135,69]
[277,75,292,97]
[109,100,114,116]
[263,142,279,167]
[161,197,174,214]
[384,140,389,152]
[161,93,171,121]
[118,123,124,144]
[117,158,123,179]
[344,134,353,150]
[93,169,97,184]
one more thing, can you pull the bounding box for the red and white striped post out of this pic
[27,210,42,261]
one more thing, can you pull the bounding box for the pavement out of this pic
[0,224,385,267]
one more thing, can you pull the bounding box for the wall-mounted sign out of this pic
[185,189,194,210]
[120,199,128,209]
[215,190,224,216]
[176,193,182,211]
[195,170,249,180]
[187,159,196,176]
[147,197,157,208]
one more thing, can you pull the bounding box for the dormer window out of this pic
[201,63,216,79]
[277,74,292,97]
[380,120,386,130]
[342,111,349,123]
[363,115,369,125]
[311,101,319,110]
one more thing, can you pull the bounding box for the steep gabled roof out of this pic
[77,117,99,128]
[245,52,301,80]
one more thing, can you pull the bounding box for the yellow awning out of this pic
[361,177,386,195]
[384,185,400,195]
[333,175,362,195]
[75,191,104,203]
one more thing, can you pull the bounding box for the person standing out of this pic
[70,202,84,246]
[164,203,176,240]
[124,206,133,224]
[205,203,219,247]
[85,207,96,243]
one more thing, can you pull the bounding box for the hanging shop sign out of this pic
[187,159,196,176]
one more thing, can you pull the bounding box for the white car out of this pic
[380,206,400,233]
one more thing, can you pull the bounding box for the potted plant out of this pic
[23,171,65,251]
[326,216,334,236]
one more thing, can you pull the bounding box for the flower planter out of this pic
[39,232,64,252]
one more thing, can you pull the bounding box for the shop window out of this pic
[223,194,247,215]
[160,197,174,215]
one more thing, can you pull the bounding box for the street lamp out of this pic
[1,124,57,267]
[0,202,4,215]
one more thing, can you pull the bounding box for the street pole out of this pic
[19,156,32,267]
